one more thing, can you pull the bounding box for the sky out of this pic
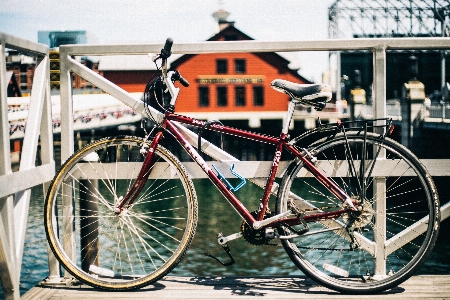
[0,0,336,82]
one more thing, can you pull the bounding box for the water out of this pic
[0,176,447,299]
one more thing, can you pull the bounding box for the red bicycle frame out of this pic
[117,111,354,229]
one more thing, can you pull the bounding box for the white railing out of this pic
[0,32,54,300]
[57,36,450,285]
[426,102,450,121]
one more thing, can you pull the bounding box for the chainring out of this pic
[241,211,273,246]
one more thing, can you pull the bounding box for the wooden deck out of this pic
[23,275,450,299]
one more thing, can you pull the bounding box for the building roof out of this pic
[170,24,311,84]
[97,13,309,83]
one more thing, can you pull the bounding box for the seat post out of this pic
[282,100,297,134]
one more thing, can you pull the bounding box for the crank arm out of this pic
[217,232,242,245]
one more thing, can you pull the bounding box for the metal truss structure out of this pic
[329,0,450,39]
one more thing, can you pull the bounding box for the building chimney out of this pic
[212,9,235,31]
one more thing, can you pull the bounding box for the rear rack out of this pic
[290,118,394,146]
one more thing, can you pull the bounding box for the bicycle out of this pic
[44,38,440,294]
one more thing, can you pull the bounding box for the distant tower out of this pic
[212,9,235,31]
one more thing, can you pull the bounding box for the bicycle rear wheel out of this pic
[276,132,439,294]
[45,136,198,290]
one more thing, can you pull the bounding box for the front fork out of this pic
[115,130,164,212]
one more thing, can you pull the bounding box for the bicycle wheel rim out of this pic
[277,133,439,294]
[44,136,197,290]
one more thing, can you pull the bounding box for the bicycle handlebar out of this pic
[160,38,190,88]
[146,38,190,112]
[160,37,173,59]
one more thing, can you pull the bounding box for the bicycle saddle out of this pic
[271,79,332,111]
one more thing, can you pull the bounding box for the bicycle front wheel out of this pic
[45,136,198,290]
[276,132,439,294]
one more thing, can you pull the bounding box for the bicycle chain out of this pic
[295,204,341,213]
[265,204,356,251]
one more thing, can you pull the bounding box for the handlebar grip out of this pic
[178,76,190,87]
[171,70,190,87]
[160,37,173,58]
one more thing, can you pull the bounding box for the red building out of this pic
[170,23,310,115]
[100,11,311,126]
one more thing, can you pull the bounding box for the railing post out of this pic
[40,50,61,281]
[373,45,387,123]
[59,48,75,163]
[57,47,77,279]
[13,55,50,282]
[0,34,20,300]
[373,45,387,276]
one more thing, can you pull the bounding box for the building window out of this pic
[235,86,246,106]
[235,59,246,73]
[198,87,209,107]
[224,34,238,41]
[253,86,264,106]
[216,59,227,74]
[217,86,228,106]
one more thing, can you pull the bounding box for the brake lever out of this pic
[149,53,159,62]
[171,70,190,87]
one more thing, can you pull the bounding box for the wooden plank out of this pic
[23,275,450,299]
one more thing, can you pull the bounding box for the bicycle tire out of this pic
[44,135,198,290]
[276,132,439,294]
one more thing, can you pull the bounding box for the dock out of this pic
[23,275,450,299]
